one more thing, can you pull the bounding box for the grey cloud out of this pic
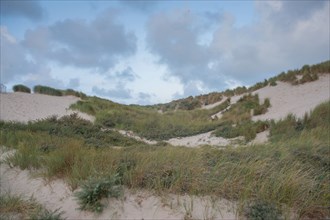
[146,9,224,95]
[138,92,151,99]
[114,67,137,82]
[92,83,132,99]
[23,10,137,72]
[1,1,44,21]
[257,1,327,30]
[1,27,38,83]
[137,92,153,105]
[211,1,330,84]
[0,26,64,89]
[146,2,329,94]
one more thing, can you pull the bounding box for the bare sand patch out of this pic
[167,131,243,147]
[0,92,94,123]
[252,74,330,121]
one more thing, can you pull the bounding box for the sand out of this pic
[167,131,243,147]
[0,92,94,123]
[0,148,237,219]
[208,74,330,122]
[252,74,330,121]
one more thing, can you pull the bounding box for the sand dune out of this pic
[252,74,330,121]
[0,92,94,123]
[0,148,237,219]
[207,74,330,122]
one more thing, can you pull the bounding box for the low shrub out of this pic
[74,175,122,212]
[12,84,31,93]
[269,80,277,86]
[299,73,319,84]
[244,200,282,220]
[33,85,63,96]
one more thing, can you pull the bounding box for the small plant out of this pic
[244,200,282,220]
[30,208,64,220]
[13,84,31,93]
[269,80,277,86]
[74,174,122,212]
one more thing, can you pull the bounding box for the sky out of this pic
[1,1,329,105]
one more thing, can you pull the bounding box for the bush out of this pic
[33,85,63,96]
[299,73,319,84]
[269,80,277,86]
[244,200,282,220]
[12,84,31,93]
[74,175,122,212]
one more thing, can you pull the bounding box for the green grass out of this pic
[0,194,64,220]
[71,96,229,140]
[213,120,269,142]
[32,85,87,98]
[1,97,329,218]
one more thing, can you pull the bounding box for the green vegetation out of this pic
[34,85,63,96]
[0,194,64,220]
[221,94,268,123]
[32,85,86,98]
[269,60,329,85]
[155,92,224,112]
[72,94,267,142]
[0,113,144,149]
[74,175,122,212]
[1,101,329,218]
[72,96,231,140]
[244,200,282,220]
[12,84,31,93]
[213,120,269,142]
[63,89,87,99]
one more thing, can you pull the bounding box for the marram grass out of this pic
[0,101,329,218]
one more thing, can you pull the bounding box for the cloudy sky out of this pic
[1,1,329,104]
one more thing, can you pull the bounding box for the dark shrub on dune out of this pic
[12,84,31,93]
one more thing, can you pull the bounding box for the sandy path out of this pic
[0,148,237,219]
[0,92,94,123]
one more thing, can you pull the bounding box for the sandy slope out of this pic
[0,148,237,219]
[207,74,330,122]
[0,92,94,122]
[252,74,330,121]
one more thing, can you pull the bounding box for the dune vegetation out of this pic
[0,193,64,220]
[1,100,329,218]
